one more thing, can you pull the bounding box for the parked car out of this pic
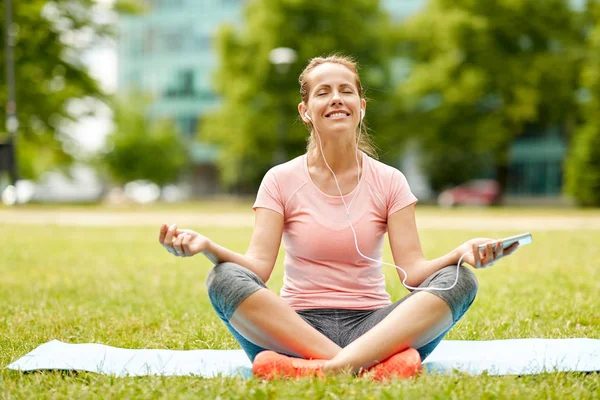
[437,179,500,207]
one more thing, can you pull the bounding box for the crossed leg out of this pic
[206,262,477,373]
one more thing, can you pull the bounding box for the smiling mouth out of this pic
[326,112,350,118]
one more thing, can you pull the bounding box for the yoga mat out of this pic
[6,338,600,378]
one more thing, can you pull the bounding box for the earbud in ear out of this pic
[360,109,364,120]
[305,113,312,122]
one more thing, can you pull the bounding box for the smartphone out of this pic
[477,232,533,252]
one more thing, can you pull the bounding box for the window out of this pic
[177,115,198,137]
[164,69,197,98]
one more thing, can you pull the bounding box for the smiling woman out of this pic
[158,55,522,381]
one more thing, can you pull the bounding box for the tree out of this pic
[99,92,189,186]
[203,0,400,192]
[0,0,137,180]
[397,0,582,193]
[565,1,600,206]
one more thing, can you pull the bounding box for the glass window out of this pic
[164,69,197,98]
[177,116,197,137]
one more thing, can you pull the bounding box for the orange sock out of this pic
[363,348,422,381]
[252,351,327,380]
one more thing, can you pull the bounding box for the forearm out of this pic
[403,250,460,288]
[203,240,271,282]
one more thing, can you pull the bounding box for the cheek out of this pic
[310,99,328,115]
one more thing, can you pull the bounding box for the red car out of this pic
[437,179,500,207]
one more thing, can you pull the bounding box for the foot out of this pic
[252,351,327,380]
[363,348,422,381]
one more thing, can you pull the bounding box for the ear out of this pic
[361,98,367,119]
[298,102,310,123]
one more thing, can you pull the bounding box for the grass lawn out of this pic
[1,210,599,399]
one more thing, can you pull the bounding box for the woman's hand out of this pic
[455,238,519,269]
[158,224,211,258]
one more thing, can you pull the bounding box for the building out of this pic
[118,0,244,194]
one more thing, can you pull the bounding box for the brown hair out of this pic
[299,55,378,159]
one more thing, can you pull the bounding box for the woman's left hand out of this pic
[455,238,519,269]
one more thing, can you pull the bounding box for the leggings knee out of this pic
[457,265,478,303]
[206,262,265,320]
[426,265,479,322]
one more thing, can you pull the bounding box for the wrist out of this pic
[202,240,219,265]
[450,246,462,265]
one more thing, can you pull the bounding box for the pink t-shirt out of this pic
[252,152,418,310]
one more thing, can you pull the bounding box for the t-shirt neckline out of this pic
[303,151,367,199]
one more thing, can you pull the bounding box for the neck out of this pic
[308,134,361,175]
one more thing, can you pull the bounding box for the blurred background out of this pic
[1,0,599,208]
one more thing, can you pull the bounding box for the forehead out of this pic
[307,63,357,90]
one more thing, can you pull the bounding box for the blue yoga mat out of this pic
[6,338,600,378]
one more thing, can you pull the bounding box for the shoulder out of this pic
[259,154,308,199]
[364,154,408,185]
[263,154,305,182]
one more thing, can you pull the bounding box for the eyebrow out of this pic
[313,83,354,91]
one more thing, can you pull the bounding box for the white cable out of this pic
[312,116,473,291]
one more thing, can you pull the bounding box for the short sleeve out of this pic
[252,170,285,215]
[388,169,418,217]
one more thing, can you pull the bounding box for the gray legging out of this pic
[206,262,478,362]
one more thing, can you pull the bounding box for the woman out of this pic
[158,55,519,380]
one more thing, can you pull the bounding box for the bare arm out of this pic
[160,207,284,283]
[203,208,283,282]
[387,204,460,288]
[387,204,519,288]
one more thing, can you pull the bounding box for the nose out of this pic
[330,90,343,105]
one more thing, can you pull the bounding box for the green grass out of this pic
[3,200,600,217]
[1,216,599,399]
[0,198,256,213]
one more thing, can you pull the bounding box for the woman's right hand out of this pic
[158,223,210,258]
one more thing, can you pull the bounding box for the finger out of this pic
[505,243,519,256]
[164,224,176,244]
[485,243,495,265]
[181,234,192,257]
[174,229,186,238]
[172,233,184,256]
[159,224,168,243]
[495,241,504,259]
[472,243,481,268]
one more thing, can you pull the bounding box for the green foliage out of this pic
[398,0,582,192]
[203,0,400,191]
[0,0,119,179]
[565,3,600,206]
[100,93,190,186]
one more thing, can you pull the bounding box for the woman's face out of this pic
[300,63,365,135]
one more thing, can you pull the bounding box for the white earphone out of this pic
[305,109,364,122]
[310,108,469,292]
